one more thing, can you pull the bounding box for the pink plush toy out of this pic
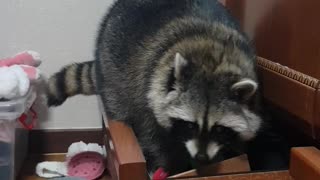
[0,51,41,99]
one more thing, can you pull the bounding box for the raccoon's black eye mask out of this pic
[215,126,245,154]
[170,118,199,140]
[210,125,240,145]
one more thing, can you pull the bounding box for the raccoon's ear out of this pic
[231,78,258,100]
[167,53,188,92]
[174,53,188,79]
[223,36,235,54]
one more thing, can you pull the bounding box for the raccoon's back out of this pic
[96,0,239,64]
[96,0,185,66]
[94,0,247,119]
[95,0,188,117]
[95,0,241,81]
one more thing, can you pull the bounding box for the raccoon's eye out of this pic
[211,125,226,134]
[170,118,199,140]
[187,122,197,130]
[210,125,240,144]
[171,118,198,131]
[215,126,224,133]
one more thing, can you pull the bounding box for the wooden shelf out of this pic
[18,154,112,180]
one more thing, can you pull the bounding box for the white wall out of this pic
[0,0,114,129]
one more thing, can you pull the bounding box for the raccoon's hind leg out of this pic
[46,61,97,106]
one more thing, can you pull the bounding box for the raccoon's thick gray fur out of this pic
[47,0,263,175]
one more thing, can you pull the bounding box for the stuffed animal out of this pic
[0,51,41,99]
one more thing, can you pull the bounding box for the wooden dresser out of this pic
[225,0,320,142]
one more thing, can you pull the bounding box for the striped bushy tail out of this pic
[47,61,97,106]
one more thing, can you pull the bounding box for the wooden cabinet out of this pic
[225,0,320,79]
[224,0,320,143]
[103,120,320,180]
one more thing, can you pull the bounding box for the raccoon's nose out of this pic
[195,153,209,162]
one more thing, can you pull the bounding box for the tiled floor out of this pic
[18,154,111,180]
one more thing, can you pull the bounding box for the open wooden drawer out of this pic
[103,120,320,180]
[102,56,320,180]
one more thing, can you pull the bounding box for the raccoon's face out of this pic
[148,51,262,165]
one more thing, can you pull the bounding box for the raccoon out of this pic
[47,0,263,175]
